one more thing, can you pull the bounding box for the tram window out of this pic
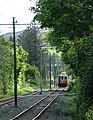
[61,76,63,79]
[64,76,67,80]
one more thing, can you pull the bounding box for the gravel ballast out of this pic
[0,91,73,120]
[0,94,47,120]
[38,93,73,120]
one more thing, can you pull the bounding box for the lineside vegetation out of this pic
[31,0,93,119]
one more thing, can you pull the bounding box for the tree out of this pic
[18,25,41,67]
[0,37,28,95]
[25,64,40,87]
[31,0,93,119]
[16,46,28,89]
[9,35,13,42]
[32,0,93,39]
[18,24,51,82]
[0,37,13,94]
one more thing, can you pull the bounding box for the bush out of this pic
[69,95,79,119]
[85,106,93,120]
[25,64,40,87]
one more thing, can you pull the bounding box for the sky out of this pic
[0,0,36,34]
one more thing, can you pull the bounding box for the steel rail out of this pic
[0,91,38,107]
[10,90,56,120]
[32,90,62,120]
[0,89,49,104]
[0,91,37,102]
[0,97,14,103]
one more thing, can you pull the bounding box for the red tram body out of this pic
[58,74,68,87]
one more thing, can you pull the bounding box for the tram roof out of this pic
[59,72,67,76]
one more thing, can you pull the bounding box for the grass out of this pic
[18,86,34,95]
[64,92,77,97]
[0,86,37,99]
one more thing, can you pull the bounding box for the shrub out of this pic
[25,64,40,87]
[85,106,93,120]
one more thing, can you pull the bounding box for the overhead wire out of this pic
[0,12,12,34]
[6,0,30,22]
[0,0,35,22]
[0,0,37,33]
[0,13,11,19]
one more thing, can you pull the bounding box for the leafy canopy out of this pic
[32,0,93,40]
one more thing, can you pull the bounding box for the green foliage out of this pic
[18,25,51,85]
[18,87,34,95]
[18,25,41,67]
[42,79,47,88]
[69,104,76,117]
[25,64,40,87]
[85,106,93,120]
[16,46,28,89]
[0,37,14,94]
[31,1,93,119]
[0,36,41,98]
[0,37,29,95]
[33,0,93,39]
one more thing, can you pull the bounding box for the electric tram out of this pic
[58,73,68,87]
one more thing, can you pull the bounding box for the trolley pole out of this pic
[13,17,17,106]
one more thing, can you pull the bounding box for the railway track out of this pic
[0,91,38,107]
[10,89,63,120]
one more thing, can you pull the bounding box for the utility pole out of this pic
[40,48,42,94]
[13,17,17,106]
[49,53,51,89]
[0,18,31,107]
[54,64,56,88]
